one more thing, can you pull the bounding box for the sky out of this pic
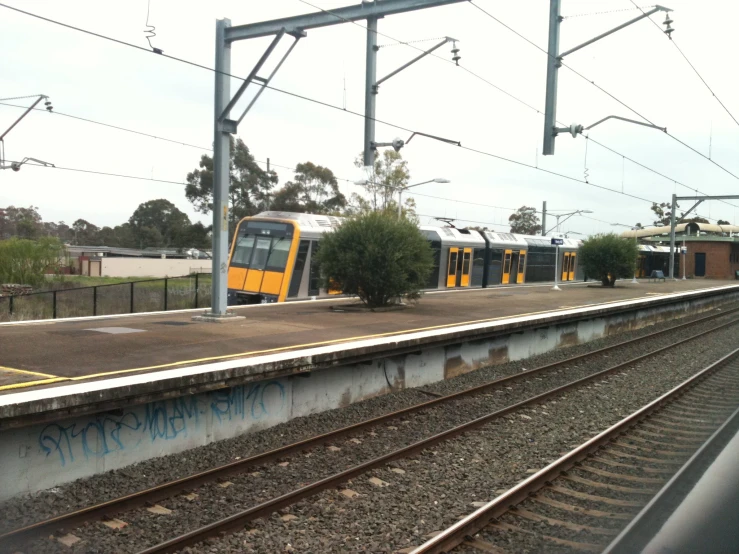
[1,0,738,237]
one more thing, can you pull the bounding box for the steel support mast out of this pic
[206,0,465,316]
[542,1,672,155]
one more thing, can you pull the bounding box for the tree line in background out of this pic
[0,201,210,250]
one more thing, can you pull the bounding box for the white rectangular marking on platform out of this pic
[84,327,146,334]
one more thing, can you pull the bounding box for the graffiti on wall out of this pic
[38,380,286,466]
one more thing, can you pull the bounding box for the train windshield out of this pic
[231,220,294,270]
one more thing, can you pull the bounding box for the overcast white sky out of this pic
[1,0,737,236]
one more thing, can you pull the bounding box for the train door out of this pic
[510,251,520,285]
[447,248,459,287]
[561,252,571,281]
[460,248,472,287]
[636,255,646,278]
[568,253,576,281]
[501,250,513,284]
[516,250,527,283]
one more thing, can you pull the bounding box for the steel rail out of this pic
[602,404,739,553]
[410,347,739,554]
[134,318,739,553]
[2,306,738,550]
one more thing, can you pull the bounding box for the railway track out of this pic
[3,307,739,553]
[413,348,739,554]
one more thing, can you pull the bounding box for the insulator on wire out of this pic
[451,41,461,66]
[663,13,674,39]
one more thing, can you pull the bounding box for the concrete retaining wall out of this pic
[1,289,737,500]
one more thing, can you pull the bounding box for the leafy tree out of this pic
[185,138,277,233]
[0,206,43,239]
[271,163,347,214]
[651,202,710,226]
[316,211,433,308]
[354,150,410,212]
[128,199,191,248]
[0,237,66,287]
[508,206,541,235]
[718,219,731,225]
[71,219,101,245]
[579,233,639,287]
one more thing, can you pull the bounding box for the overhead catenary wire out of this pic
[470,1,739,183]
[0,1,728,225]
[628,0,739,129]
[0,2,661,208]
[293,0,735,214]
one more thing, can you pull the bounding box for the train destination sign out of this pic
[551,238,564,245]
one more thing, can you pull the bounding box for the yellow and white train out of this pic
[226,211,582,305]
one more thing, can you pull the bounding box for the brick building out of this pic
[622,223,739,280]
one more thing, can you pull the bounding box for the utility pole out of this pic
[203,1,466,317]
[363,16,379,167]
[541,201,547,236]
[542,1,673,155]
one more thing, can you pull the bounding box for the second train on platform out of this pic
[226,211,586,305]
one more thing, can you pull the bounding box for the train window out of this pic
[448,252,458,275]
[265,237,291,271]
[231,235,255,267]
[288,240,310,298]
[462,251,471,274]
[251,237,272,270]
[309,242,321,296]
[427,241,442,289]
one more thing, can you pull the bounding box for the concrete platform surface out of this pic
[0,279,733,395]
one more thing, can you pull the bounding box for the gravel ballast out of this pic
[3,305,739,554]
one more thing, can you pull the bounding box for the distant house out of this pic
[621,223,739,279]
[66,245,212,277]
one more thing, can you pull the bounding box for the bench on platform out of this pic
[650,270,666,282]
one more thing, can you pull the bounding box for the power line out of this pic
[0,101,212,152]
[470,1,739,182]
[20,161,188,185]
[3,0,729,223]
[295,0,543,114]
[628,0,739,129]
[296,0,735,215]
[0,2,657,208]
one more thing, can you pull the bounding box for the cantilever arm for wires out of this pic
[584,115,666,133]
[406,131,461,147]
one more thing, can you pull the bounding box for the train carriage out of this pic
[421,226,487,290]
[226,211,583,304]
[226,211,341,305]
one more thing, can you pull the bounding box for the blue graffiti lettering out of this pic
[38,381,286,466]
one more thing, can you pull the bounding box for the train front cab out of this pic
[227,212,340,304]
[481,232,529,286]
[422,226,487,290]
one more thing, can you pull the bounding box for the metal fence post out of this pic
[194,273,199,309]
[164,278,168,311]
[130,281,135,313]
[93,286,97,316]
[9,295,13,315]
[52,291,57,319]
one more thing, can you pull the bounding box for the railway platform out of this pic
[1,279,738,501]
[0,280,731,395]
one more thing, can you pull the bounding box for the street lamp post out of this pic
[353,177,450,217]
[542,209,593,235]
[397,178,450,217]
